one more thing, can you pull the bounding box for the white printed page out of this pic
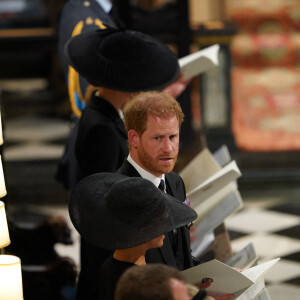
[179,44,220,79]
[242,258,280,282]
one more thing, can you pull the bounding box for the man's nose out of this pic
[162,139,173,152]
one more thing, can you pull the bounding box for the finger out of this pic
[202,277,213,289]
[232,267,242,272]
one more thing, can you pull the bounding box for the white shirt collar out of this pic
[127,154,165,188]
[95,0,112,13]
[119,109,124,120]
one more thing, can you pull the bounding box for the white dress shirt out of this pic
[127,154,166,189]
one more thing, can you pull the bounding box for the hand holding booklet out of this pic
[181,258,280,299]
[179,44,220,80]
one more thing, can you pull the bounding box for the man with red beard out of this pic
[117,91,195,271]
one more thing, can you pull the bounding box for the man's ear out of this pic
[128,130,139,148]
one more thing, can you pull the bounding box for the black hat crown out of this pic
[65,28,179,92]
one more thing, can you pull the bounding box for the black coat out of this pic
[75,94,128,300]
[98,257,135,300]
[75,94,129,180]
[55,0,122,189]
[117,160,195,270]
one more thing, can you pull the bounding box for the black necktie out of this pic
[158,179,178,252]
[158,179,165,192]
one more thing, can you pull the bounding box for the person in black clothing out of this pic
[56,0,191,190]
[57,0,187,119]
[119,91,194,270]
[118,91,234,300]
[64,27,180,185]
[57,0,122,118]
[56,0,122,189]
[68,172,198,300]
[63,27,180,300]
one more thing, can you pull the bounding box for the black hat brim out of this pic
[69,172,197,249]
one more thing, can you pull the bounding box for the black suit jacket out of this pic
[117,160,194,270]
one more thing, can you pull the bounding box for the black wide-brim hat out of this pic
[64,27,180,92]
[69,173,197,249]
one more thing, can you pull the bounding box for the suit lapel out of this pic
[165,173,183,201]
[159,233,177,267]
[159,174,180,267]
[116,160,140,177]
[145,233,177,267]
[165,173,194,269]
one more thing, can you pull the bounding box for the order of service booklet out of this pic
[186,160,242,210]
[190,190,243,257]
[179,44,220,80]
[180,148,222,194]
[180,147,243,232]
[181,258,280,299]
[225,243,257,271]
